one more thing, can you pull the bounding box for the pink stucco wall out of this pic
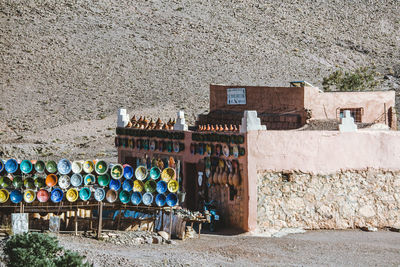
[304,86,395,123]
[247,130,400,173]
[245,129,400,232]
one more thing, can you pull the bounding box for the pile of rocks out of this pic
[100,230,174,245]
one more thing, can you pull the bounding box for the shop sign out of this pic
[227,88,246,105]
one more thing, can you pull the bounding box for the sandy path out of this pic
[58,230,400,266]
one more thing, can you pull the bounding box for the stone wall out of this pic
[257,169,400,231]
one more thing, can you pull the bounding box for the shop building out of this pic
[117,84,400,232]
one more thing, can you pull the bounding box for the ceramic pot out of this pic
[228,171,234,186]
[222,167,228,185]
[232,169,240,188]
[217,168,223,185]
[213,167,219,184]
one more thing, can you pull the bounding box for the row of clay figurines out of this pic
[209,166,240,187]
[127,116,176,130]
[198,124,240,132]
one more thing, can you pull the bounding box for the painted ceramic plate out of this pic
[58,175,71,189]
[150,140,156,151]
[223,145,230,157]
[173,142,180,153]
[233,145,239,158]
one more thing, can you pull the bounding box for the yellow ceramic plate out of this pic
[66,188,79,202]
[167,180,179,193]
[0,189,9,203]
[133,180,144,192]
[161,167,176,182]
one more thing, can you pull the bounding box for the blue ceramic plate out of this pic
[5,159,18,174]
[142,192,153,206]
[166,193,178,207]
[131,192,142,205]
[51,188,64,203]
[109,178,121,191]
[57,159,72,175]
[155,194,166,207]
[156,180,167,194]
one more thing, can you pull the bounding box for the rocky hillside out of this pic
[0,0,399,159]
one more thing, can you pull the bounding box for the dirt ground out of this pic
[57,230,400,267]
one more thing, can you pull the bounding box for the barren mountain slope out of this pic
[0,0,399,159]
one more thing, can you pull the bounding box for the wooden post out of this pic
[97,202,103,240]
[74,207,78,236]
[89,209,93,231]
[160,210,164,231]
[117,209,122,230]
[198,222,202,239]
[169,208,173,238]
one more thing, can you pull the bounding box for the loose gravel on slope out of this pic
[1,0,400,159]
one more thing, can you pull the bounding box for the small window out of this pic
[339,108,363,123]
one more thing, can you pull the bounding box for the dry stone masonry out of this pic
[257,169,400,231]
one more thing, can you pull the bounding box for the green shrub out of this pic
[322,66,381,92]
[3,232,91,267]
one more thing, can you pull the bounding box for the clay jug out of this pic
[228,170,233,185]
[213,167,219,184]
[208,174,213,185]
[217,168,223,184]
[222,167,228,185]
[232,168,240,188]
